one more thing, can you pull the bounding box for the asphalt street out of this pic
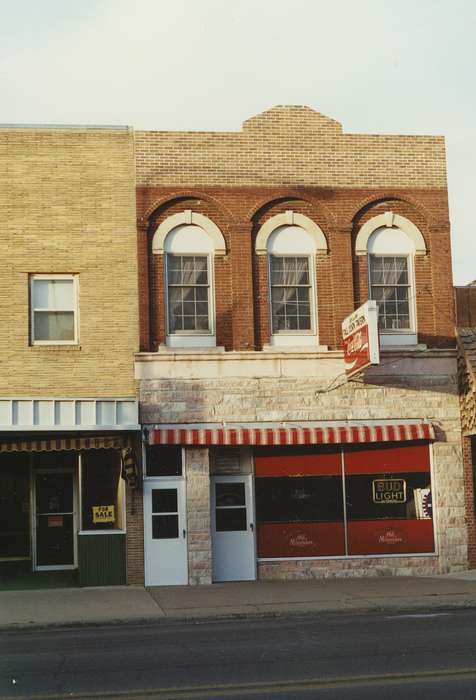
[3,608,476,699]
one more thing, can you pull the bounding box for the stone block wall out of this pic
[185,448,212,585]
[138,349,468,579]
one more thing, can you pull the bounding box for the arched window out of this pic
[255,212,327,348]
[367,225,418,345]
[356,212,426,346]
[153,211,226,348]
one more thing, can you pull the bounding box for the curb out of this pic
[2,598,476,633]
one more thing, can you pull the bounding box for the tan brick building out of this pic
[0,126,140,586]
[134,106,467,585]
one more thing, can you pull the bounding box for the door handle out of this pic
[183,529,187,538]
[250,523,254,532]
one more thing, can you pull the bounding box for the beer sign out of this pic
[342,301,380,379]
[372,479,406,504]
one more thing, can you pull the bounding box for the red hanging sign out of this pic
[342,301,380,378]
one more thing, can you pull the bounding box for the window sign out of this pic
[372,478,406,504]
[255,444,435,558]
[92,505,115,524]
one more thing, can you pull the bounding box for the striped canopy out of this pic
[0,434,133,453]
[147,422,435,447]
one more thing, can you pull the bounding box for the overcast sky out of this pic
[1,0,474,284]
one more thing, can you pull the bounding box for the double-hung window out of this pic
[369,256,411,332]
[270,256,312,333]
[30,274,78,344]
[166,255,210,333]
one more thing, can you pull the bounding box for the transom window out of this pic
[30,275,78,344]
[166,255,210,333]
[370,255,411,331]
[270,256,312,333]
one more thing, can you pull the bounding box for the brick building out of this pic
[0,108,468,590]
[132,106,467,585]
[455,284,476,568]
[0,126,140,586]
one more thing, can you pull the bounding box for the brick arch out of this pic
[248,193,336,226]
[139,190,236,225]
[350,193,436,228]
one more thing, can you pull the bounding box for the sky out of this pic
[1,0,474,284]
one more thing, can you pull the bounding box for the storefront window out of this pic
[0,454,30,559]
[255,443,435,559]
[81,450,125,531]
[255,447,345,558]
[345,444,434,555]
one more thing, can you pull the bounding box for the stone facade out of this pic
[137,349,467,578]
[185,449,212,585]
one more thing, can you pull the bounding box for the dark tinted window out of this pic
[146,445,182,476]
[256,476,343,523]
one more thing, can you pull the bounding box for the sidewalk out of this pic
[2,572,476,630]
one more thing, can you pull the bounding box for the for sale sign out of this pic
[92,505,115,524]
[342,301,380,378]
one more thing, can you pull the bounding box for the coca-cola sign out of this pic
[342,301,380,378]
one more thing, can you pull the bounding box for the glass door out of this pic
[34,470,76,570]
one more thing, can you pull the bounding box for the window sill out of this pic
[159,344,225,354]
[78,530,125,535]
[263,343,329,353]
[379,333,418,347]
[29,345,82,352]
[165,335,217,349]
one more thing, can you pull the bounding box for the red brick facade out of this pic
[136,187,454,352]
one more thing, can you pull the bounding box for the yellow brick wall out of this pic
[0,127,138,397]
[135,105,447,188]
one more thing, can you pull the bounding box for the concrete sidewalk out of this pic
[2,572,476,630]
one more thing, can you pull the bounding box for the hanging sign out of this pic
[92,505,115,524]
[372,478,407,504]
[47,515,64,528]
[342,301,380,379]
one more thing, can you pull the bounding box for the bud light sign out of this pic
[342,301,380,379]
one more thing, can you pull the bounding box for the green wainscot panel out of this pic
[78,533,126,587]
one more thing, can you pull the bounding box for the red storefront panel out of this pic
[258,522,346,558]
[347,519,435,555]
[344,443,431,475]
[255,449,341,477]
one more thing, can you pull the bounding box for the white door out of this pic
[212,475,256,582]
[144,479,188,586]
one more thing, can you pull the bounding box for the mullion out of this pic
[271,256,311,332]
[167,254,209,332]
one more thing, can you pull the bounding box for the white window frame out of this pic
[267,253,317,338]
[366,226,418,347]
[164,252,216,346]
[30,274,79,346]
[368,253,417,337]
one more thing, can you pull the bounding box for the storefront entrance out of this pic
[144,479,188,586]
[211,475,256,582]
[33,469,76,570]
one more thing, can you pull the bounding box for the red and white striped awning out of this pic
[147,422,435,447]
